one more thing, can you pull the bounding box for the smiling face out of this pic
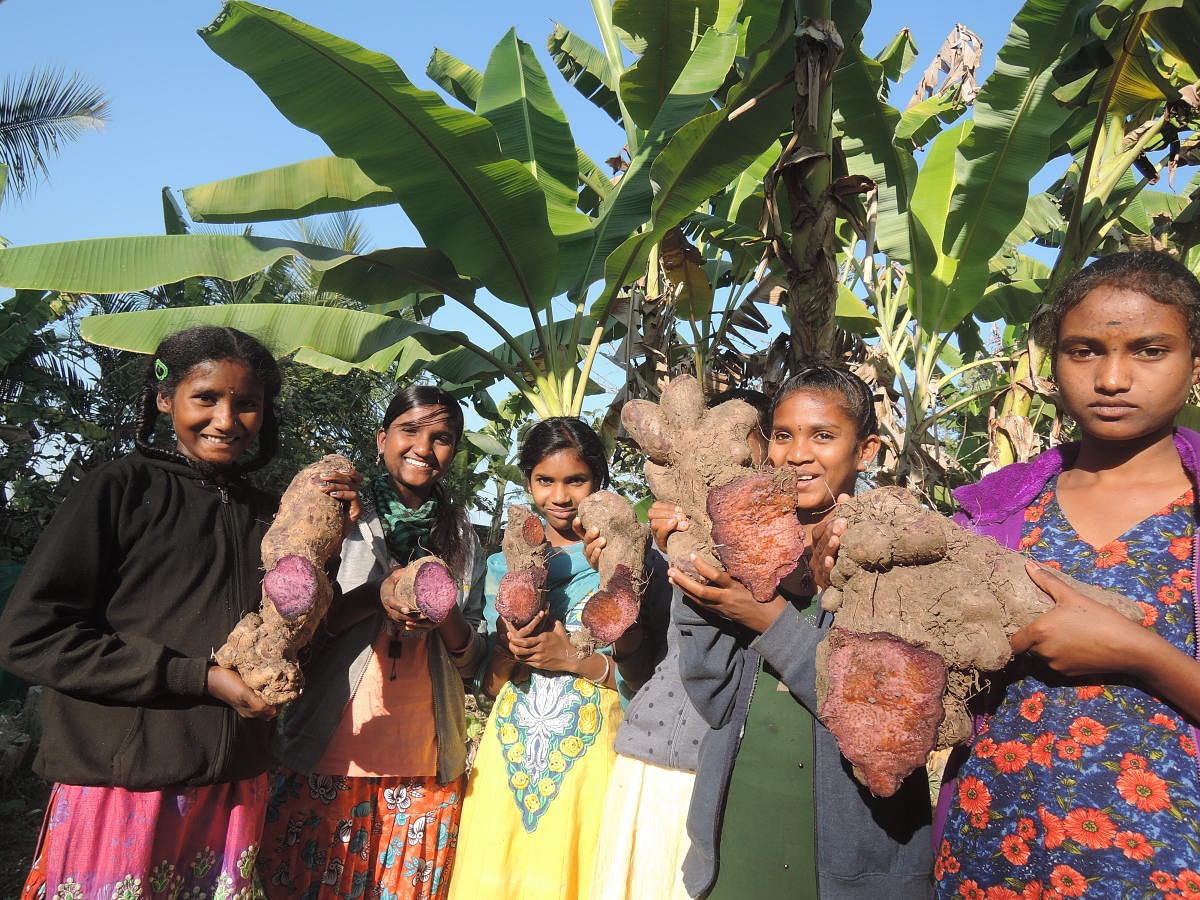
[1055,286,1200,443]
[767,389,880,522]
[376,404,458,506]
[527,448,597,544]
[156,359,265,470]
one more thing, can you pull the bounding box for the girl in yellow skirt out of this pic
[450,418,658,900]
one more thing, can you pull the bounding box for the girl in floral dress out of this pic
[449,418,660,900]
[0,327,325,899]
[935,252,1200,898]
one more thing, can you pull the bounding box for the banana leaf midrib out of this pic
[239,7,540,307]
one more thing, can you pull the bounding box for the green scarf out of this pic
[372,474,440,565]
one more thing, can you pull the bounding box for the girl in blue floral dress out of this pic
[936,252,1200,899]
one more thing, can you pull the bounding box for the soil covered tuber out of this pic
[215,454,355,705]
[707,468,807,602]
[495,506,550,627]
[815,486,1142,797]
[621,376,761,577]
[388,555,459,623]
[571,491,650,655]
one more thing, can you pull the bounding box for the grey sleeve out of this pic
[749,601,825,713]
[613,549,671,692]
[674,589,747,729]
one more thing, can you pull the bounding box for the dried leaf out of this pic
[908,24,983,110]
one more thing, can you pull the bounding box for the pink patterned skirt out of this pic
[22,775,268,899]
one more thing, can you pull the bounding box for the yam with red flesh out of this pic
[815,487,1142,795]
[570,491,650,654]
[214,453,355,705]
[390,555,459,623]
[621,375,760,578]
[495,506,549,627]
[707,468,806,602]
[817,628,948,797]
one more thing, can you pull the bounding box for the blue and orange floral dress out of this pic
[937,478,1200,900]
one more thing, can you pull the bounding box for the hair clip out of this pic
[154,359,169,381]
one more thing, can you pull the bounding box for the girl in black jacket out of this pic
[0,326,345,899]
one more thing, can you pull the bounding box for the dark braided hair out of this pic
[135,326,282,475]
[769,362,878,440]
[379,386,470,580]
[518,417,611,489]
[1040,251,1200,358]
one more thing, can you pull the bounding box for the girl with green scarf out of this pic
[261,386,486,900]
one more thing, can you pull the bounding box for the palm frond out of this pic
[0,68,110,198]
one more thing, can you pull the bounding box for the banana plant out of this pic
[991,0,1200,466]
[817,0,1100,494]
[0,0,827,421]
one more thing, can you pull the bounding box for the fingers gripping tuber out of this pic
[570,491,650,655]
[621,375,761,577]
[495,506,550,627]
[814,487,1143,797]
[214,454,355,705]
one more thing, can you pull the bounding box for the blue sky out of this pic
[1,0,1030,403]
[1,1,1023,246]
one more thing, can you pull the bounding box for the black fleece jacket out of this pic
[0,451,279,788]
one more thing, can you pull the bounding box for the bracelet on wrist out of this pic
[587,652,612,687]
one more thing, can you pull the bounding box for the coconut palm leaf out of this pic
[0,68,109,198]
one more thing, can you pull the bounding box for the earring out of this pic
[376,452,383,465]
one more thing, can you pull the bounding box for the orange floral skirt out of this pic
[258,769,464,900]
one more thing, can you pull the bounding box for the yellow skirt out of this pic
[449,672,621,900]
[591,755,696,900]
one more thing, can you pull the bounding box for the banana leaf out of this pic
[201,2,558,308]
[477,29,595,291]
[834,44,918,264]
[183,156,394,224]
[612,0,720,128]
[574,25,744,297]
[426,48,483,109]
[80,302,467,373]
[0,234,465,300]
[923,0,1088,332]
[546,24,622,124]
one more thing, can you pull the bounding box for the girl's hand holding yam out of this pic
[574,518,605,570]
[206,665,278,720]
[1014,562,1180,683]
[507,619,577,672]
[670,553,787,635]
[314,467,364,538]
[648,501,688,553]
[494,610,547,659]
[381,564,438,634]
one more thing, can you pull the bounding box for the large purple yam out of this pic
[263,554,319,621]
[413,559,458,623]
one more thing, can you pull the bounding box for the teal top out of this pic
[483,540,636,704]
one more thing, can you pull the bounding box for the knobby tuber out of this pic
[621,376,761,577]
[815,487,1142,797]
[495,506,550,627]
[571,491,651,655]
[707,468,807,602]
[214,454,355,705]
[389,555,459,623]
